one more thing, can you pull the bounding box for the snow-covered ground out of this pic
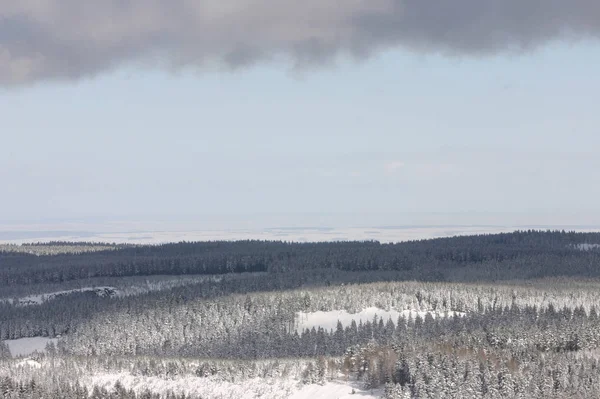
[295,307,466,333]
[87,373,381,399]
[4,286,118,306]
[290,381,382,399]
[3,337,58,357]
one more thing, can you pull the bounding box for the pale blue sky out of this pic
[2,42,600,229]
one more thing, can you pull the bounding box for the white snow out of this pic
[16,358,42,368]
[290,382,382,399]
[87,373,382,399]
[3,337,58,357]
[89,373,299,399]
[295,307,466,333]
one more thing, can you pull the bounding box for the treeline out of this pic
[2,231,600,286]
[0,243,122,256]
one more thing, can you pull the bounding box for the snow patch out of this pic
[295,307,466,333]
[4,337,58,357]
[290,381,382,399]
[87,373,382,399]
[16,358,42,368]
[88,373,299,399]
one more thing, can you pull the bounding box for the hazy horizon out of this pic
[3,2,600,236]
[3,212,600,245]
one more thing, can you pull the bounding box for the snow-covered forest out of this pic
[2,230,600,398]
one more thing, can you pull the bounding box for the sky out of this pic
[2,2,600,230]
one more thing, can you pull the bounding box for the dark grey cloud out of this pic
[1,0,599,86]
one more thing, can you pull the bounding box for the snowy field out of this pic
[290,381,382,399]
[87,373,381,399]
[3,337,58,357]
[295,307,466,333]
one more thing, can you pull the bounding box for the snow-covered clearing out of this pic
[290,381,382,399]
[3,337,57,357]
[87,373,381,399]
[6,286,118,306]
[91,373,292,399]
[295,307,466,333]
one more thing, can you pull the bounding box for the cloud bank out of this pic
[1,0,599,86]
